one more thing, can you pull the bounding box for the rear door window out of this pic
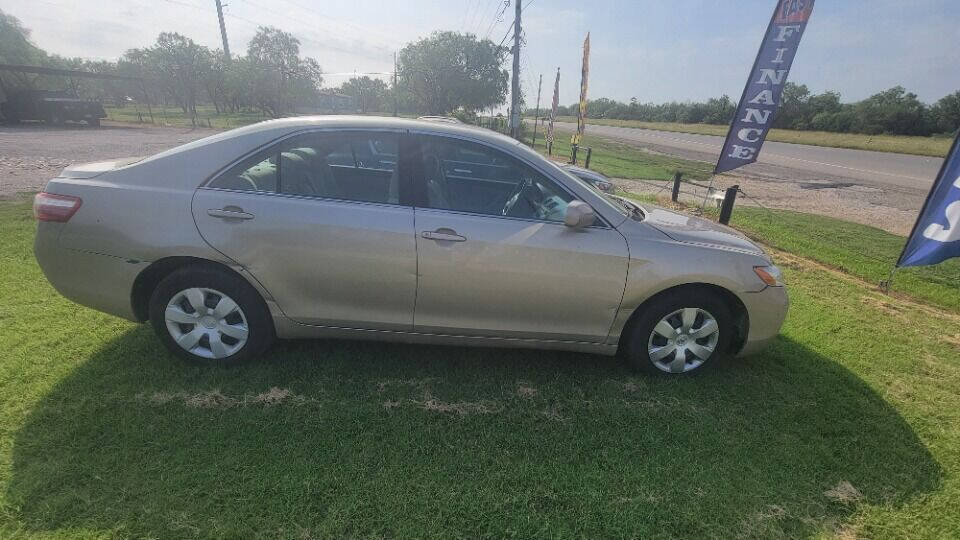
[210,131,403,205]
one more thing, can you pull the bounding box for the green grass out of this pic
[105,105,414,130]
[105,105,269,130]
[2,195,960,538]
[525,132,714,182]
[619,193,960,313]
[544,116,953,158]
[727,207,960,311]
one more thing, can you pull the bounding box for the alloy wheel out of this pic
[164,287,249,359]
[646,307,720,373]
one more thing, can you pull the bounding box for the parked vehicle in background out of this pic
[33,116,787,374]
[562,164,614,192]
[1,90,106,127]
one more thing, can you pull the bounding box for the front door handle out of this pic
[207,208,255,220]
[422,229,466,242]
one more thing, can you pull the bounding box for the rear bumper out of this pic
[736,285,789,357]
[34,223,147,321]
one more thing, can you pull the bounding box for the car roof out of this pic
[139,115,527,172]
[224,114,489,139]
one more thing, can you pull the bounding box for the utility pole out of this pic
[215,0,231,61]
[393,51,398,117]
[509,0,521,139]
[531,73,542,148]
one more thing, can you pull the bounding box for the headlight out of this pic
[753,265,784,287]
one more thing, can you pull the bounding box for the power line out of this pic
[484,0,511,40]
[475,0,502,38]
[496,0,534,47]
[462,0,484,34]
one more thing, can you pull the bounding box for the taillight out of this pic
[33,192,83,222]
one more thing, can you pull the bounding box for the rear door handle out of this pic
[207,208,255,220]
[422,229,466,242]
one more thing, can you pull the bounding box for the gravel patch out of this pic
[0,121,217,197]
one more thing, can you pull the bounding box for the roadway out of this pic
[552,121,944,193]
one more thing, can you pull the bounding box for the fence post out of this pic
[718,185,739,225]
[671,172,683,202]
[584,147,592,168]
[570,144,578,164]
[548,141,553,155]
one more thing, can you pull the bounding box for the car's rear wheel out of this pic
[148,266,274,366]
[625,289,732,374]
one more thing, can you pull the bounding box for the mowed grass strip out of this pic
[617,192,960,312]
[727,206,960,311]
[105,106,420,130]
[105,105,269,130]
[544,115,953,158]
[1,196,959,538]
[525,132,714,182]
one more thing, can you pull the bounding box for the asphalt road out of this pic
[553,121,944,192]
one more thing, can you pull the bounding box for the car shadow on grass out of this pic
[7,327,941,538]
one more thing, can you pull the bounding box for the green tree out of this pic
[338,76,389,113]
[931,91,960,134]
[0,9,48,97]
[398,31,508,115]
[246,26,323,117]
[853,86,931,135]
[129,33,213,117]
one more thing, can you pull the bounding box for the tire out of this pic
[624,289,733,375]
[148,265,274,366]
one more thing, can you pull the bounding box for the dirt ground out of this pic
[0,122,217,197]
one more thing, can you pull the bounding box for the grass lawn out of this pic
[727,207,960,312]
[544,115,953,158]
[105,105,269,130]
[524,132,714,182]
[105,106,414,130]
[623,193,960,313]
[1,195,959,538]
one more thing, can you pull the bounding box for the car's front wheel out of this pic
[625,289,732,374]
[149,266,274,365]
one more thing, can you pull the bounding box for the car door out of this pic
[193,129,417,331]
[411,133,629,343]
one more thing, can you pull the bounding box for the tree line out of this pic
[0,10,509,120]
[541,84,960,137]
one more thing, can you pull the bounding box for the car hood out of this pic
[640,205,765,256]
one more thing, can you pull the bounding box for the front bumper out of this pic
[736,285,789,357]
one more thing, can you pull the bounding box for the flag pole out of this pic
[880,266,898,293]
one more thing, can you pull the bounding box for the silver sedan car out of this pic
[33,116,787,374]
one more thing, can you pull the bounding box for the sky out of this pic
[2,0,959,107]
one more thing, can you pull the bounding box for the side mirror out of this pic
[564,200,596,228]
